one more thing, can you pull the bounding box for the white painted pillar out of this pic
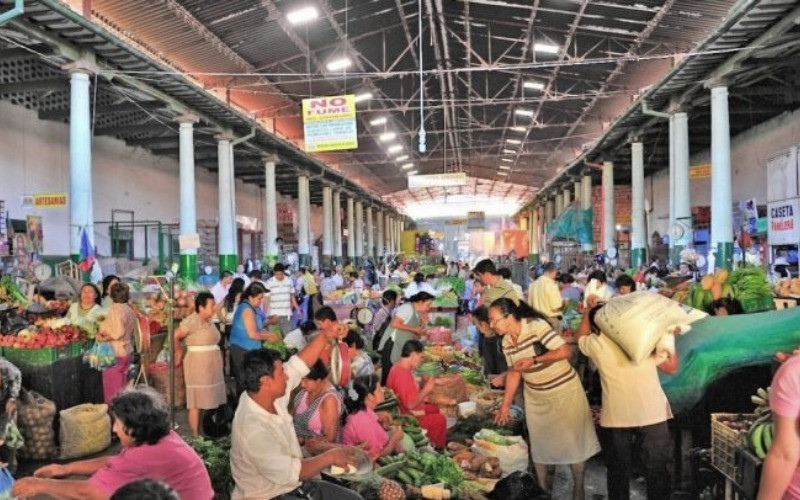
[322,186,333,265]
[346,197,355,259]
[386,214,394,254]
[376,210,385,258]
[298,176,310,264]
[603,161,615,253]
[555,193,563,217]
[398,220,405,253]
[674,111,693,258]
[216,134,236,272]
[631,142,646,268]
[563,188,571,210]
[67,67,95,261]
[264,157,279,264]
[710,84,733,269]
[545,200,554,224]
[574,181,581,206]
[530,207,540,264]
[668,113,676,263]
[366,207,375,260]
[581,175,593,252]
[177,114,199,280]
[355,201,365,263]
[333,191,343,261]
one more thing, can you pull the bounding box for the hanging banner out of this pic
[767,198,800,245]
[690,164,711,179]
[467,211,485,230]
[302,95,358,153]
[408,172,468,189]
[32,192,67,209]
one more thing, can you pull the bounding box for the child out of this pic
[341,374,405,460]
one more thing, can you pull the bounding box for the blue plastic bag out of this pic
[0,468,14,499]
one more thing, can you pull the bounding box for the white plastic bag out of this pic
[471,429,529,477]
[594,291,706,364]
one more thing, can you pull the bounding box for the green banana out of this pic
[763,422,774,452]
[751,423,767,459]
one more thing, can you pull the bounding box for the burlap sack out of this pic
[59,403,111,459]
[17,390,56,460]
[431,374,468,403]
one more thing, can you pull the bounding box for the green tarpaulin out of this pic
[546,206,593,245]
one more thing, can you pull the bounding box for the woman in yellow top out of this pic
[490,298,599,500]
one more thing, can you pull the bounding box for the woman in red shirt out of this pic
[386,339,447,449]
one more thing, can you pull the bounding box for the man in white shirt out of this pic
[528,262,564,330]
[230,322,362,499]
[210,271,234,305]
[264,263,298,335]
[576,305,678,500]
[331,267,345,289]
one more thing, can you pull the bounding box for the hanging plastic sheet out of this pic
[546,207,594,245]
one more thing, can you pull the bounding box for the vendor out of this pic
[345,330,374,379]
[342,375,406,461]
[292,361,343,454]
[708,297,744,316]
[377,292,435,384]
[97,283,137,405]
[386,340,447,449]
[367,290,398,350]
[100,275,120,309]
[66,283,103,323]
[404,273,438,300]
[12,387,213,499]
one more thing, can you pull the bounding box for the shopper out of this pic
[345,329,374,379]
[229,282,281,395]
[174,291,227,438]
[404,272,438,299]
[293,360,343,454]
[528,262,564,331]
[559,274,583,302]
[13,387,213,499]
[583,270,613,308]
[331,266,345,289]
[758,353,800,499]
[342,374,406,460]
[233,264,251,288]
[210,271,234,306]
[320,269,337,295]
[491,298,599,499]
[367,289,398,350]
[474,259,518,306]
[100,275,120,309]
[472,305,508,377]
[377,291,434,384]
[97,282,137,405]
[66,283,103,323]
[386,340,448,449]
[576,304,677,500]
[498,267,524,301]
[230,338,362,499]
[219,277,246,332]
[264,263,298,334]
[614,274,636,296]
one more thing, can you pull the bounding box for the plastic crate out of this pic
[711,413,754,481]
[736,446,763,500]
[4,342,84,366]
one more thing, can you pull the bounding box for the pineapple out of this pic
[379,479,406,500]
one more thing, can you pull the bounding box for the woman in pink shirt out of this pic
[759,352,800,499]
[341,374,406,460]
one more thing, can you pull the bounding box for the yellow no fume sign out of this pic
[302,95,358,153]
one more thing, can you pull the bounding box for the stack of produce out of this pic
[678,267,774,313]
[17,390,56,460]
[0,275,29,307]
[774,277,800,298]
[377,449,464,497]
[446,442,502,480]
[393,414,432,450]
[0,323,85,350]
[748,387,774,460]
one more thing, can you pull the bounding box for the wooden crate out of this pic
[711,413,754,481]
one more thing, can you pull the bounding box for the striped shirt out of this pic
[265,276,295,318]
[502,318,577,393]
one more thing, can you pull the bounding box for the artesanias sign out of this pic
[767,198,800,245]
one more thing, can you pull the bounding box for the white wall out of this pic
[646,108,800,239]
[0,101,323,258]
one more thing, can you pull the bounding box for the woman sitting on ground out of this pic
[293,360,343,454]
[345,330,374,379]
[341,374,406,461]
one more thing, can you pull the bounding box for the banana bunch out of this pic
[749,387,774,459]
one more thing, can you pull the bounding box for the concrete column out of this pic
[602,161,615,254]
[668,113,676,264]
[385,214,394,255]
[710,84,733,270]
[563,188,571,210]
[529,207,540,265]
[673,111,693,262]
[177,114,199,281]
[346,197,355,260]
[333,191,343,262]
[631,142,646,268]
[376,210,385,258]
[366,207,375,260]
[264,157,279,265]
[322,186,333,268]
[398,220,405,254]
[581,175,593,253]
[216,134,237,272]
[66,65,95,262]
[574,181,581,206]
[297,176,310,266]
[545,200,554,225]
[355,201,365,265]
[554,193,563,217]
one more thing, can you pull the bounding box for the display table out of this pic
[17,355,103,411]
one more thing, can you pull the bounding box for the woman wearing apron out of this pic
[377,292,434,385]
[490,298,599,500]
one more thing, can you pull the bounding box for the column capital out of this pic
[214,129,235,142]
[62,59,98,76]
[262,153,280,164]
[175,113,200,125]
[704,77,730,90]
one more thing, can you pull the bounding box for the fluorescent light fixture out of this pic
[524,81,545,91]
[379,132,396,142]
[286,6,318,25]
[354,92,372,103]
[506,139,522,145]
[395,155,409,162]
[515,109,534,117]
[407,170,418,176]
[533,42,559,54]
[401,163,415,170]
[326,57,352,71]
[499,165,511,170]
[387,145,403,154]
[369,116,387,126]
[497,171,508,176]
[501,158,513,162]
[502,149,517,154]
[511,126,526,132]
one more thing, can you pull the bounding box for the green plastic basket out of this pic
[4,342,84,366]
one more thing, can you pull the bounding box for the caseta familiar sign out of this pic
[302,95,358,153]
[767,198,800,245]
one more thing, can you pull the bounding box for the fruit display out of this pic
[377,449,464,493]
[678,267,774,313]
[392,414,432,450]
[748,387,774,460]
[773,277,800,297]
[0,275,30,307]
[0,324,84,349]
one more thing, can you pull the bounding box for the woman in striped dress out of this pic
[490,298,599,500]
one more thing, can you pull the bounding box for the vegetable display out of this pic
[748,387,774,459]
[188,437,234,499]
[677,267,774,313]
[0,275,29,307]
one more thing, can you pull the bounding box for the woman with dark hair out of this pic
[472,305,508,378]
[229,282,281,394]
[292,361,343,453]
[367,289,398,350]
[341,374,405,460]
[13,387,213,499]
[97,282,137,404]
[386,339,448,449]
[66,283,103,323]
[220,277,246,328]
[174,291,226,438]
[490,297,599,499]
[583,269,612,308]
[377,291,434,384]
[100,275,120,309]
[708,297,744,316]
[110,479,178,500]
[345,330,373,379]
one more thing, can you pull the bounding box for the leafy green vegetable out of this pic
[412,450,464,489]
[448,415,512,444]
[462,369,484,385]
[475,429,515,446]
[0,276,29,306]
[437,277,466,296]
[188,437,233,499]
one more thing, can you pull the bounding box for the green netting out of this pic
[660,308,800,413]
[546,206,593,245]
